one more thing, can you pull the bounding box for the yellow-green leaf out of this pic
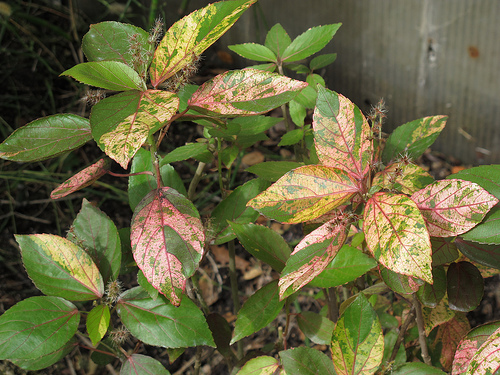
[248,165,359,224]
[331,294,384,375]
[372,162,434,195]
[150,0,256,87]
[363,192,433,283]
[16,234,104,301]
[87,305,110,346]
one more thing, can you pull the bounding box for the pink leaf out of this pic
[279,216,348,299]
[131,187,205,306]
[411,179,499,237]
[313,87,373,181]
[431,314,470,371]
[467,326,500,374]
[188,69,307,116]
[363,192,433,283]
[51,158,110,200]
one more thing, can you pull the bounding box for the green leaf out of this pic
[230,115,283,136]
[211,178,269,245]
[131,187,205,306]
[68,198,121,283]
[310,53,337,70]
[279,217,348,299]
[228,43,277,62]
[309,245,377,288]
[61,61,146,91]
[379,266,421,295]
[466,327,500,375]
[431,237,459,266]
[452,321,500,374]
[236,356,279,375]
[382,115,448,163]
[91,90,179,168]
[278,128,304,146]
[137,270,159,300]
[248,165,359,224]
[296,311,335,345]
[331,294,384,375]
[294,84,318,108]
[121,354,171,375]
[314,87,373,180]
[461,205,500,245]
[455,237,500,270]
[117,286,214,348]
[448,164,500,201]
[129,149,187,211]
[82,21,153,78]
[188,69,307,117]
[265,23,291,57]
[221,144,239,168]
[411,179,498,237]
[231,280,285,344]
[447,261,484,312]
[280,347,336,375]
[129,148,158,211]
[281,23,341,62]
[87,305,110,346]
[150,0,256,87]
[391,362,446,374]
[51,158,110,199]
[160,142,211,166]
[207,313,233,361]
[229,222,290,272]
[363,192,432,283]
[0,114,91,162]
[246,161,303,182]
[11,337,77,371]
[289,100,307,127]
[417,266,446,308]
[16,234,104,301]
[0,296,79,360]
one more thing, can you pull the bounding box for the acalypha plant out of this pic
[1,0,500,374]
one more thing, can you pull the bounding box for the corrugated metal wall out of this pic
[150,0,500,164]
[217,0,500,165]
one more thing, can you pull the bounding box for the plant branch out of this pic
[228,239,243,359]
[411,294,431,365]
[188,162,206,201]
[324,287,339,322]
[388,305,416,363]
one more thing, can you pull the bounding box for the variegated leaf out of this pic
[91,90,179,168]
[466,326,500,374]
[411,179,499,237]
[51,158,110,199]
[452,321,500,375]
[188,69,307,116]
[372,162,434,195]
[131,187,204,306]
[363,192,433,283]
[279,217,348,299]
[331,294,384,375]
[313,86,373,180]
[422,295,455,336]
[248,165,359,224]
[150,0,256,87]
[382,115,448,163]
